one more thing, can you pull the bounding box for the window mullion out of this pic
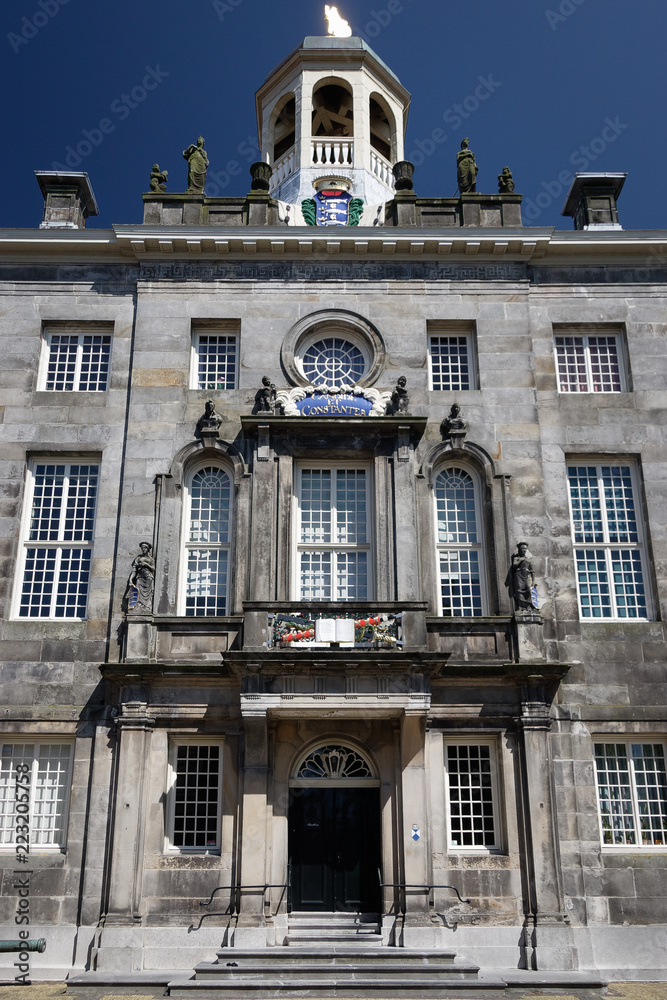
[50,547,64,618]
[74,337,84,391]
[603,547,617,619]
[57,468,70,543]
[29,753,39,844]
[583,336,594,392]
[598,469,611,545]
[627,751,644,847]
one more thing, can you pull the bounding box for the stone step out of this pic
[194,962,479,982]
[206,948,459,966]
[167,976,507,999]
[287,919,380,930]
[285,931,383,945]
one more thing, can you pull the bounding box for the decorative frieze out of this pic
[137,261,528,282]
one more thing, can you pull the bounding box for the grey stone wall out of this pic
[0,257,665,976]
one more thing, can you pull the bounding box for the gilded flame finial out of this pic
[324,5,352,37]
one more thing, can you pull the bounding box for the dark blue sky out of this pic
[2,0,664,231]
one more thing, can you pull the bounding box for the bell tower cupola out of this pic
[255,11,411,207]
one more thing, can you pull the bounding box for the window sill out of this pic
[32,391,109,405]
[600,846,667,854]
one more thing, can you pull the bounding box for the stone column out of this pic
[235,711,270,947]
[518,680,577,971]
[398,711,434,945]
[98,700,154,971]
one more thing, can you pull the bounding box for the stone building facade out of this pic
[0,34,666,985]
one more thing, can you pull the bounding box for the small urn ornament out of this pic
[392,160,415,191]
[250,161,273,191]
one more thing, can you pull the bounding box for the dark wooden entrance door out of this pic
[289,786,381,912]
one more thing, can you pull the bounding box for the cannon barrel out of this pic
[0,939,46,953]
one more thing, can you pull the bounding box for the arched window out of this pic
[435,466,486,616]
[312,82,353,137]
[369,96,392,161]
[273,95,295,161]
[182,466,232,616]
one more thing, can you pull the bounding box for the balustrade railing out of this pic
[370,148,394,188]
[269,147,296,191]
[311,139,354,168]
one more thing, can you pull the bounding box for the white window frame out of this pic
[13,459,99,620]
[428,331,476,391]
[292,463,374,601]
[567,462,651,621]
[295,330,372,388]
[433,464,488,617]
[444,737,503,853]
[39,329,112,392]
[553,329,627,393]
[165,739,224,854]
[179,463,233,617]
[0,740,74,853]
[190,329,239,391]
[593,739,667,852]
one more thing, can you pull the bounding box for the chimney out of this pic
[35,171,99,229]
[562,172,626,231]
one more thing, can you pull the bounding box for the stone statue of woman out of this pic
[505,542,537,612]
[182,136,209,194]
[457,137,478,193]
[125,542,156,614]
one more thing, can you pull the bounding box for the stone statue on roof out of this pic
[183,136,209,194]
[457,137,478,194]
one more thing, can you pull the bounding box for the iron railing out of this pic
[193,867,291,929]
[378,869,471,911]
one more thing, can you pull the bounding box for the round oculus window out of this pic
[301,337,367,387]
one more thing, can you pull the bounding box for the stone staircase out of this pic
[285,911,382,946]
[167,945,483,998]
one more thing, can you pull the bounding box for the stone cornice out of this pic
[1,226,667,272]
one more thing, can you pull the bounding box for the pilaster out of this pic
[97,700,154,971]
[517,680,577,971]
[398,712,433,944]
[235,712,271,947]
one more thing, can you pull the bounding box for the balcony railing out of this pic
[370,148,394,188]
[311,138,354,168]
[269,147,297,191]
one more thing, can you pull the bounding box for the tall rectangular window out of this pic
[445,740,501,851]
[435,467,486,616]
[167,742,223,851]
[594,741,667,849]
[567,463,649,619]
[42,332,111,391]
[554,332,624,393]
[16,462,99,619]
[183,467,232,616]
[192,332,238,390]
[296,466,371,601]
[0,742,73,851]
[429,334,473,391]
